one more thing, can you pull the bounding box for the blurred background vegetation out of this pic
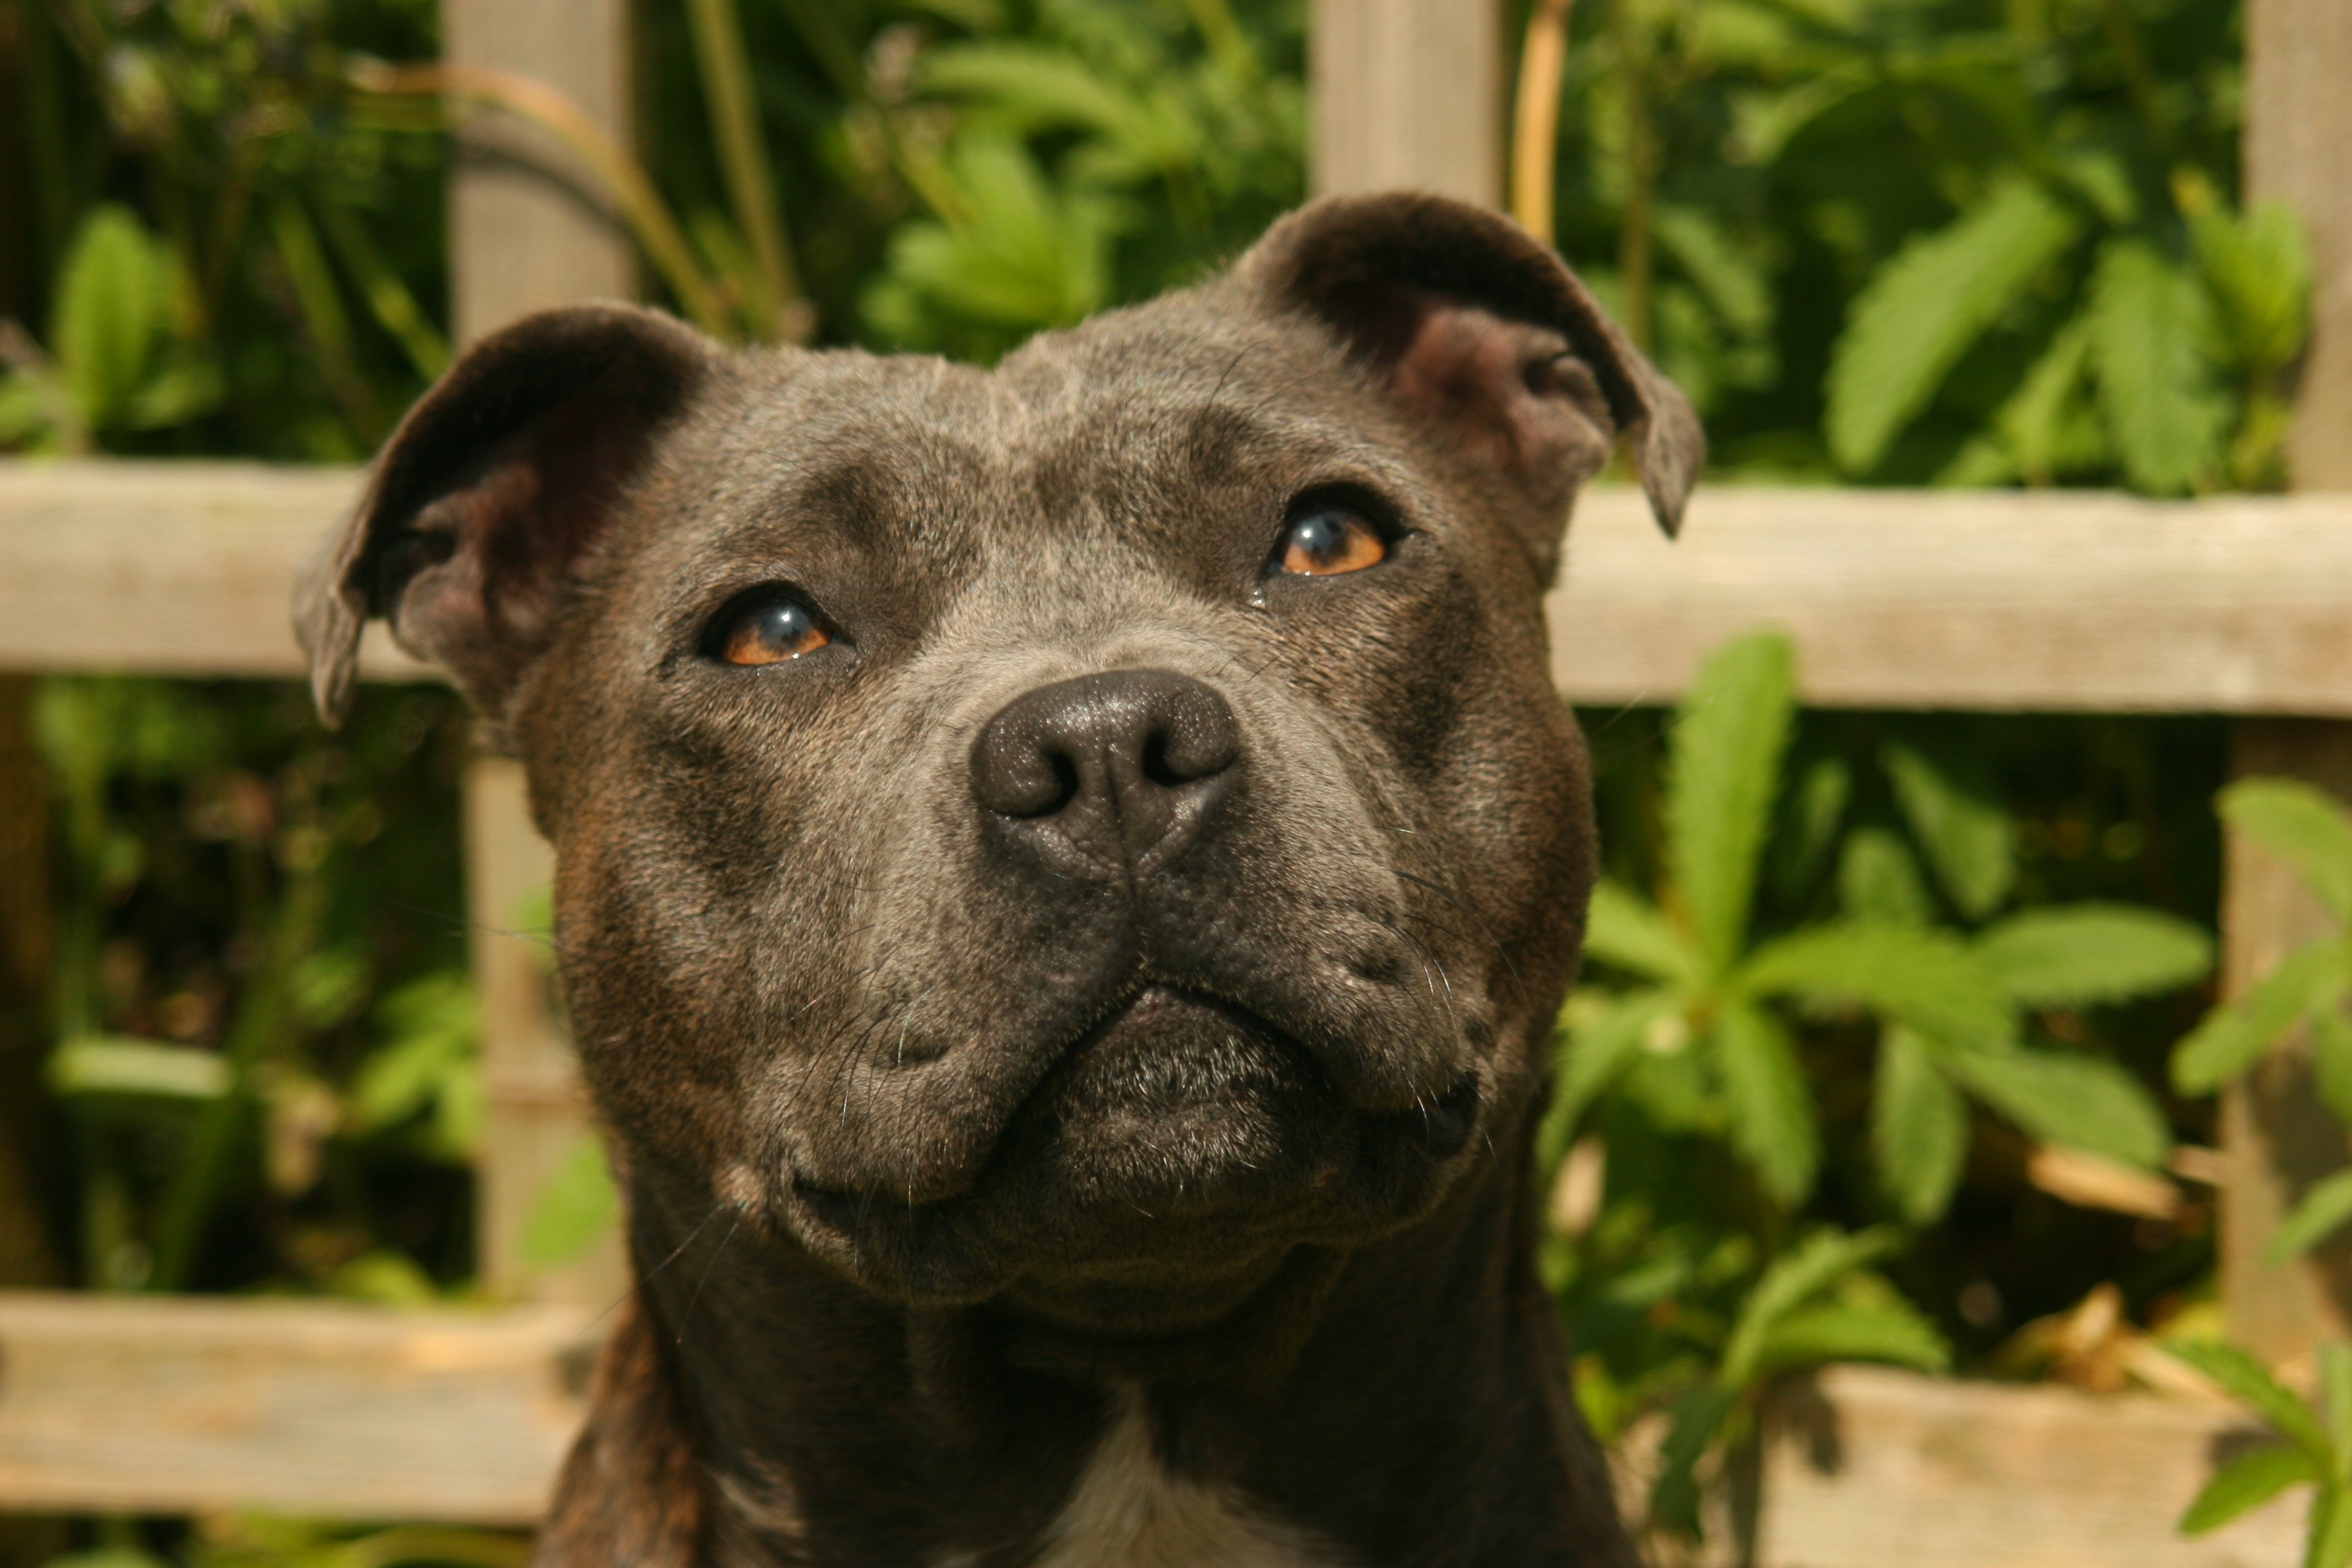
[0,0,2323,1562]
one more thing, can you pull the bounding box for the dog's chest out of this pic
[984,1398,1344,1568]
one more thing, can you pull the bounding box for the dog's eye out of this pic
[713,591,834,665]
[1276,503,1386,576]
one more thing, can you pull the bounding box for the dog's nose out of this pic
[973,669,1240,874]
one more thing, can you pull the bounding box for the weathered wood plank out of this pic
[2216,0,2352,1371]
[443,0,636,348]
[1753,1365,2305,1568]
[442,0,640,1308]
[1309,0,1502,205]
[12,467,2352,715]
[2217,723,2352,1369]
[466,759,627,1305]
[0,1292,589,1523]
[2247,0,2352,491]
[1551,487,2352,715]
[0,1292,2306,1563]
[0,461,406,681]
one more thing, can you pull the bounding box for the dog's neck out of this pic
[536,1146,1635,1568]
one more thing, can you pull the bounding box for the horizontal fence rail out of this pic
[0,1291,2306,1562]
[0,1293,590,1523]
[8,461,2352,712]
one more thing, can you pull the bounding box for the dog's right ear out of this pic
[295,303,719,729]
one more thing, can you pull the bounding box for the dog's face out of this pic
[300,195,1697,1332]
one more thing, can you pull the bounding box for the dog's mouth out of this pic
[782,983,1482,1302]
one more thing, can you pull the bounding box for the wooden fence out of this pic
[1,0,2348,1563]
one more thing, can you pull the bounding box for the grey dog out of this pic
[299,190,1699,1567]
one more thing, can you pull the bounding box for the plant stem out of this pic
[683,0,803,341]
[146,824,329,1292]
[314,196,450,381]
[1181,0,1260,86]
[349,60,732,340]
[1612,0,1657,351]
[1512,0,1577,246]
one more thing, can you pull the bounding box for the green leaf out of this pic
[1881,741,2014,919]
[2222,780,2352,924]
[1990,313,2100,485]
[1751,1299,1951,1378]
[2165,1340,2329,1460]
[1824,177,2082,473]
[1740,920,2012,1051]
[1722,1226,1902,1386]
[2191,195,2312,379]
[521,1133,621,1271]
[869,133,1122,344]
[2314,1482,2352,1568]
[2270,1171,2352,1265]
[49,203,174,432]
[1873,1025,1967,1224]
[1583,881,1702,984]
[1649,1382,1738,1538]
[1714,1001,1820,1207]
[2089,238,2230,496]
[1973,903,2213,1008]
[1770,754,1851,897]
[1941,1046,2170,1169]
[918,43,1195,174]
[2313,1006,2352,1124]
[2178,1443,2317,1536]
[2324,1344,2352,1475]
[47,1035,229,1100]
[351,973,481,1156]
[1654,205,1773,338]
[1836,826,1934,926]
[1665,630,1796,970]
[2173,940,2349,1095]
[1547,987,1679,1157]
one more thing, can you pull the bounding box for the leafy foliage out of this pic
[2173,781,2352,1260]
[1549,631,2212,1548]
[2167,1340,2352,1567]
[1540,0,2308,491]
[1559,630,2207,1221]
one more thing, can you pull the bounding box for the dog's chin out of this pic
[781,987,1483,1310]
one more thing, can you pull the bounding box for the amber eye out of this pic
[716,592,834,665]
[1277,503,1387,576]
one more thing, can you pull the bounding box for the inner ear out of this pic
[296,303,716,730]
[1334,284,1618,563]
[384,390,659,677]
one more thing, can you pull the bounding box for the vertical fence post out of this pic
[2220,0,2352,1366]
[1308,0,1504,205]
[444,0,636,1305]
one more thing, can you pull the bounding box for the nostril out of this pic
[1140,728,1182,789]
[1046,751,1081,814]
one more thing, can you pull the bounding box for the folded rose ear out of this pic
[1233,191,1702,583]
[294,304,718,731]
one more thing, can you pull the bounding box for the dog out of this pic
[297,191,1698,1567]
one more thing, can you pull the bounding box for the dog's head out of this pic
[299,193,1697,1331]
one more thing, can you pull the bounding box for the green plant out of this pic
[1540,0,2308,492]
[0,204,221,452]
[5,0,448,460]
[1552,628,2208,1224]
[31,676,475,1298]
[2169,1338,2352,1567]
[1547,628,2215,1547]
[2174,779,2352,1261]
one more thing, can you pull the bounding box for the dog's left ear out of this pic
[295,303,719,729]
[1234,191,1701,581]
